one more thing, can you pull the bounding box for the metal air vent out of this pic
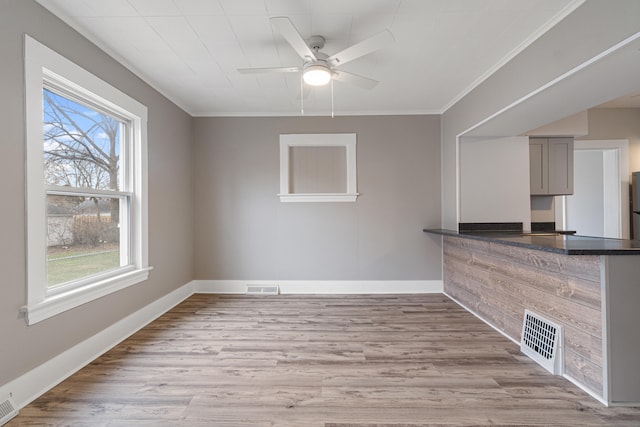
[0,397,18,425]
[521,310,563,375]
[246,285,279,295]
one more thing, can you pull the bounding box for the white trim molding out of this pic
[279,133,358,202]
[569,139,630,240]
[21,267,152,325]
[278,193,358,203]
[23,34,150,324]
[193,280,443,294]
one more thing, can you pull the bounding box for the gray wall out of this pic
[581,108,640,173]
[193,116,441,280]
[442,0,640,229]
[0,0,194,386]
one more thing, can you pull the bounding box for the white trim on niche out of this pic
[278,193,358,203]
[278,133,359,202]
[193,280,443,294]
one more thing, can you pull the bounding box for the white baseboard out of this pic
[193,279,443,294]
[0,282,194,412]
[564,373,608,406]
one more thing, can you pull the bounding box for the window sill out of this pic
[278,193,359,203]
[22,267,152,325]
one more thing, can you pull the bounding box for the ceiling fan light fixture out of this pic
[303,64,332,86]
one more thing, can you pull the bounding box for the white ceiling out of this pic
[36,0,582,117]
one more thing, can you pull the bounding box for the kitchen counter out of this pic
[430,228,640,405]
[423,228,640,255]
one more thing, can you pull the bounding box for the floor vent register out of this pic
[0,397,18,425]
[521,310,563,375]
[246,285,279,295]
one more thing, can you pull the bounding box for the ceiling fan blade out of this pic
[238,66,301,74]
[332,70,379,90]
[270,17,317,62]
[328,30,394,66]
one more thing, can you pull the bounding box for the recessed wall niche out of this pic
[279,133,358,202]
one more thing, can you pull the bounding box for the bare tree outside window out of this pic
[43,88,121,215]
[43,88,125,286]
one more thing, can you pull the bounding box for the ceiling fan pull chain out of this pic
[300,72,304,115]
[331,79,334,118]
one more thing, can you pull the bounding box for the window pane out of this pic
[47,194,124,287]
[43,88,122,191]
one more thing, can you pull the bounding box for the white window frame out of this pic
[23,35,150,325]
[278,133,358,202]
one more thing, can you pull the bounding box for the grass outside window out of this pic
[47,244,120,286]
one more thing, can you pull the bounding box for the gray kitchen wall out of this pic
[193,115,441,281]
[580,108,640,173]
[441,0,640,229]
[0,0,194,387]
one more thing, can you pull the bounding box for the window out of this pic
[24,35,149,325]
[279,133,358,202]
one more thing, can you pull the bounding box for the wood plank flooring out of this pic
[8,294,640,426]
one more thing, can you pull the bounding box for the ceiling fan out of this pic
[238,17,394,90]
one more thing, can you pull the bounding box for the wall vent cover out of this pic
[246,285,279,295]
[520,310,563,375]
[0,397,18,425]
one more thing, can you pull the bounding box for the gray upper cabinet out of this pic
[529,137,573,195]
[529,139,548,194]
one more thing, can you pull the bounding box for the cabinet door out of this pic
[548,138,574,195]
[529,139,548,195]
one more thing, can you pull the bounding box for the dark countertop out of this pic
[423,228,640,255]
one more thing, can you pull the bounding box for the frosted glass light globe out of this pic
[303,65,331,86]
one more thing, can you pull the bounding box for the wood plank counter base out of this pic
[424,230,640,406]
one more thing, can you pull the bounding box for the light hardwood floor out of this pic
[8,294,640,426]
